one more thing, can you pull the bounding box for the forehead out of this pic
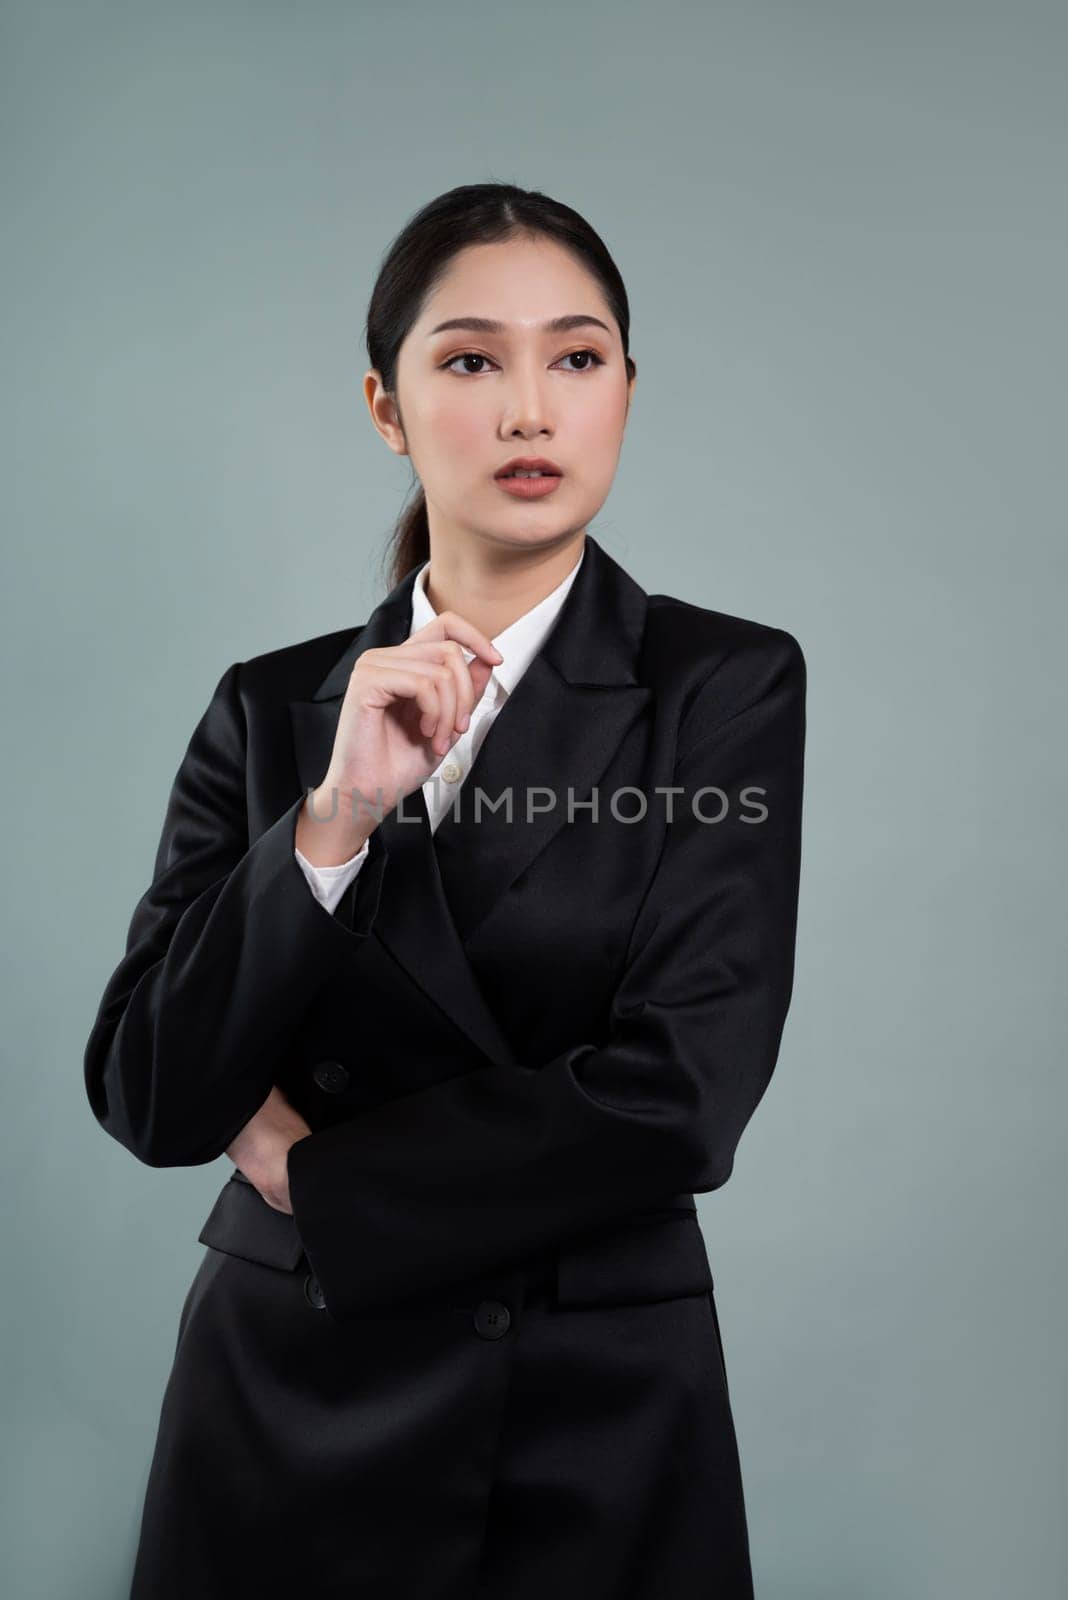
[415,237,614,333]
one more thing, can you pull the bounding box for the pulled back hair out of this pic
[365,182,636,591]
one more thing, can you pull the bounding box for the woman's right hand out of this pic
[310,610,503,842]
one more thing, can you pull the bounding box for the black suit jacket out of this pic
[84,534,806,1325]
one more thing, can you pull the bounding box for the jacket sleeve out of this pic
[286,630,806,1319]
[83,661,387,1168]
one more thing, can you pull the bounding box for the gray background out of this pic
[3,2,1064,1595]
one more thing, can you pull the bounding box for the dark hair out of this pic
[365,182,636,590]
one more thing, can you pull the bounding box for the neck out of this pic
[422,533,585,640]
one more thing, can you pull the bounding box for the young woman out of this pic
[85,182,806,1599]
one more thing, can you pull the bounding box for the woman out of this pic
[84,182,806,1599]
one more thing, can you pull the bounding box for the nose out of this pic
[500,361,554,439]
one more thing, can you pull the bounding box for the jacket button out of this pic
[303,1273,326,1311]
[473,1299,511,1340]
[312,1059,349,1094]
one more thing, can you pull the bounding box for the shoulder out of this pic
[643,592,805,731]
[645,590,804,664]
[228,623,365,704]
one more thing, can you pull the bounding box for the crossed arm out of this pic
[285,631,806,1318]
[84,632,805,1321]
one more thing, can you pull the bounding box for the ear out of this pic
[364,370,408,458]
[624,361,637,417]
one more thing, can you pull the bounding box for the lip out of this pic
[494,456,564,479]
[495,473,563,499]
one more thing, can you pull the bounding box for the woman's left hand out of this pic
[225,1085,312,1214]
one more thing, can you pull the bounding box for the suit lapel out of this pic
[287,534,652,1063]
[430,651,650,940]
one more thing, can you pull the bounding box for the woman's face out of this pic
[369,235,635,556]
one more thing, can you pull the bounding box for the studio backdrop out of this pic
[2,2,1065,1596]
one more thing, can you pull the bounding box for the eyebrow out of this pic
[426,314,613,338]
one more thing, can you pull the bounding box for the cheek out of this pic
[419,396,484,457]
[575,370,626,423]
[571,390,627,468]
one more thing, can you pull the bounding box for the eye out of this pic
[443,352,498,375]
[441,349,607,376]
[556,349,606,373]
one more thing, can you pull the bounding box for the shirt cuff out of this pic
[294,839,370,917]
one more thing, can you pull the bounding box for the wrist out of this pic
[295,784,377,867]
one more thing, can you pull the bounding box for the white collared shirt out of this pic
[295,545,586,915]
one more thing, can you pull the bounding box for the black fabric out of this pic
[130,1249,751,1599]
[85,533,805,1597]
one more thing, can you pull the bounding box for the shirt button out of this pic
[473,1299,511,1340]
[441,761,463,783]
